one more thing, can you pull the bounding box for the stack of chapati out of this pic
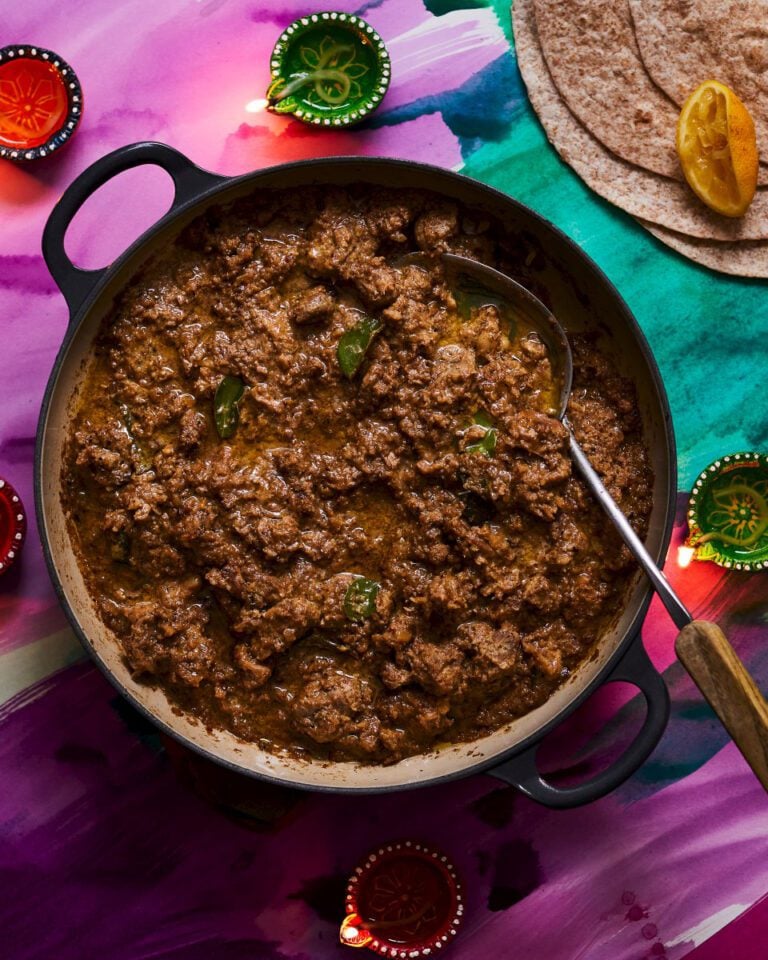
[513,0,768,277]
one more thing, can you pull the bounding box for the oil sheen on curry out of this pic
[62,186,653,764]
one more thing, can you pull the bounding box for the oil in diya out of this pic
[683,452,768,571]
[340,841,463,956]
[0,45,82,161]
[266,12,390,127]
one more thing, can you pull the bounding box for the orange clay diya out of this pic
[0,45,82,161]
[340,841,463,957]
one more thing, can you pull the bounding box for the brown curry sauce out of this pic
[62,186,653,764]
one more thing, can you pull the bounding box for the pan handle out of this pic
[42,141,227,316]
[488,636,669,808]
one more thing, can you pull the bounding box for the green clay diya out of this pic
[266,12,390,127]
[0,45,82,161]
[686,452,768,571]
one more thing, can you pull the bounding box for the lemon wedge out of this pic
[677,79,758,218]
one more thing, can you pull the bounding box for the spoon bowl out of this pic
[442,251,768,794]
[442,253,573,420]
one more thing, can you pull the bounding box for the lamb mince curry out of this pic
[62,186,653,764]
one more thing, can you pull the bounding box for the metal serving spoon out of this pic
[443,252,768,791]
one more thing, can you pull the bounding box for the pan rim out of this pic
[35,150,678,793]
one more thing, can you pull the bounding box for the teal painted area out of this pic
[459,0,768,490]
[373,54,524,158]
[423,0,491,14]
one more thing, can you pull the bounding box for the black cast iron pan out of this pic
[37,142,676,807]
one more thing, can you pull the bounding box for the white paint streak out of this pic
[666,902,751,949]
[388,8,506,75]
[0,628,84,708]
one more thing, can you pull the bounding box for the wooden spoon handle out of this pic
[675,620,768,791]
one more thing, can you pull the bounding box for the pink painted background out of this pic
[1,1,767,957]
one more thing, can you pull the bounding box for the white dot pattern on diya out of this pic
[267,12,390,127]
[687,451,768,572]
[343,842,462,957]
[0,44,83,161]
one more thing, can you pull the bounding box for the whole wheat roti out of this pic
[512,0,768,241]
[629,0,768,166]
[640,220,768,278]
[533,0,682,180]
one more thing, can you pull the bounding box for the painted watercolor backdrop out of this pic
[1,1,767,957]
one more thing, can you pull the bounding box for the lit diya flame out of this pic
[339,842,463,957]
[340,914,374,949]
[677,544,695,569]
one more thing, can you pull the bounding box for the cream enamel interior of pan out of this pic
[39,162,674,790]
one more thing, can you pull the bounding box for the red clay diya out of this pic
[0,477,26,576]
[0,45,82,161]
[340,841,463,956]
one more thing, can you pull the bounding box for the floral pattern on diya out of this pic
[266,13,390,126]
[0,45,82,160]
[0,65,64,143]
[687,452,768,570]
[0,476,26,576]
[294,36,369,107]
[340,842,462,956]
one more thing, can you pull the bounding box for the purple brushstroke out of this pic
[0,256,58,295]
[1,661,767,960]
[0,1,765,957]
